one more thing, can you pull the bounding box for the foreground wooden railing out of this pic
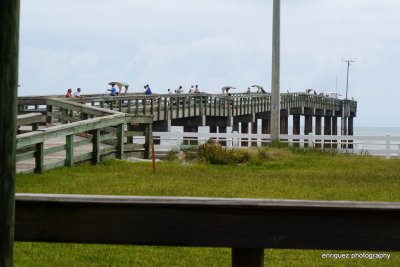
[16,99,153,174]
[15,194,400,267]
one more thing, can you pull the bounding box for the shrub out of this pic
[165,150,178,161]
[197,139,252,165]
[197,139,232,165]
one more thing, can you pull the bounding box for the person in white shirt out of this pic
[73,88,82,98]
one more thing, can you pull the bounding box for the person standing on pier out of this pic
[108,84,118,96]
[65,88,73,98]
[144,84,152,95]
[194,85,200,93]
[176,85,184,94]
[73,88,82,98]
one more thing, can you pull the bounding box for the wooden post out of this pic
[293,114,301,147]
[232,248,264,267]
[46,104,53,125]
[34,143,44,173]
[332,116,338,148]
[117,123,124,159]
[91,129,101,165]
[0,0,20,265]
[66,135,74,167]
[324,116,332,148]
[144,123,152,159]
[315,116,322,148]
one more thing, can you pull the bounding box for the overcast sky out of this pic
[19,0,400,127]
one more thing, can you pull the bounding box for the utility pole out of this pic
[343,58,356,100]
[341,58,355,136]
[0,0,20,266]
[270,0,281,142]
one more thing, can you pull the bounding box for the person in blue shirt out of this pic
[108,85,118,96]
[144,84,152,95]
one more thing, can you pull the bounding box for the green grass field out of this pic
[15,148,400,266]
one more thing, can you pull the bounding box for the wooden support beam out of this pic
[116,124,124,159]
[65,135,74,167]
[144,124,152,159]
[0,0,20,265]
[91,129,101,164]
[34,142,44,173]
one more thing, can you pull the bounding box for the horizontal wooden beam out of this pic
[17,113,42,126]
[15,194,400,251]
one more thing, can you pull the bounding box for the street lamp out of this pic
[341,58,355,136]
[343,58,356,100]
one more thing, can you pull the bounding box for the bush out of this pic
[197,139,251,165]
[165,150,178,161]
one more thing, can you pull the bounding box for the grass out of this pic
[15,147,400,266]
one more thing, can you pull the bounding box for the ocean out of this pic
[171,126,400,137]
[354,127,400,136]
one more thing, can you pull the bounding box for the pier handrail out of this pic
[16,98,153,174]
[18,93,356,121]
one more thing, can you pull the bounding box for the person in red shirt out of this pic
[65,88,73,98]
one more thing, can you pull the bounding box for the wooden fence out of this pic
[15,194,400,267]
[150,131,400,159]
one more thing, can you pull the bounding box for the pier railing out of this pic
[15,194,400,267]
[16,99,152,174]
[18,92,355,122]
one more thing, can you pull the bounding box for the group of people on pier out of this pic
[65,82,269,98]
[65,88,82,98]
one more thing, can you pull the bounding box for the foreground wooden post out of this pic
[116,124,124,159]
[66,135,74,167]
[232,248,264,267]
[91,129,101,164]
[34,142,44,173]
[0,0,20,265]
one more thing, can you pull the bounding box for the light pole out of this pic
[270,0,281,142]
[343,58,356,100]
[341,59,355,136]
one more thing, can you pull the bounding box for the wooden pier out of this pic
[17,92,357,173]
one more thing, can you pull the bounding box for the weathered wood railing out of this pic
[15,194,400,267]
[18,92,356,122]
[16,99,153,174]
[17,112,42,132]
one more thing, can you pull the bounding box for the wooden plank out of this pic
[14,195,400,252]
[124,144,145,151]
[73,152,92,163]
[43,160,66,172]
[43,144,66,156]
[17,113,42,126]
